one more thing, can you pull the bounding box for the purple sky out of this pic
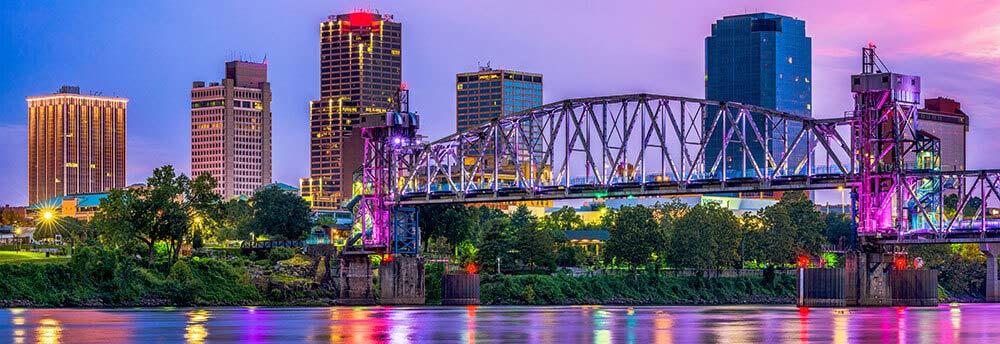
[1,0,999,206]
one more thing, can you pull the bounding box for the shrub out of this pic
[268,247,297,263]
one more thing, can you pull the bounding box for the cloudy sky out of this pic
[1,0,998,206]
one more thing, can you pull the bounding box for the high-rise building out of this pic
[911,97,969,171]
[27,86,127,205]
[704,13,812,178]
[456,67,543,133]
[456,67,543,162]
[191,60,272,198]
[303,10,402,209]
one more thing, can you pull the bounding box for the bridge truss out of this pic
[393,94,854,203]
[360,91,1000,252]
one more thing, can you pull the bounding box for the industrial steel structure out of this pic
[353,48,1000,257]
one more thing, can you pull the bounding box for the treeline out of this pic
[418,191,848,273]
[45,165,313,266]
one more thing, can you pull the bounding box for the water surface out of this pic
[2,304,998,343]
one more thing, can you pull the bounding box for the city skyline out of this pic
[2,1,1000,206]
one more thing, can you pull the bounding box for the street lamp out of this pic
[41,210,55,223]
[837,185,846,213]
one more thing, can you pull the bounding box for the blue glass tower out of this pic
[704,13,812,178]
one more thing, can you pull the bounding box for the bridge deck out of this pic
[394,178,852,205]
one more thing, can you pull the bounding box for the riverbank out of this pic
[0,249,982,307]
[479,273,797,305]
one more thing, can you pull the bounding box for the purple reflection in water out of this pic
[1,304,999,343]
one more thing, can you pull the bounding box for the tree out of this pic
[654,200,689,263]
[92,165,198,265]
[477,211,518,273]
[515,223,559,271]
[145,166,192,263]
[418,204,476,246]
[248,185,311,240]
[822,213,853,247]
[539,206,584,231]
[92,188,159,265]
[746,191,827,267]
[604,205,663,268]
[216,198,253,242]
[668,203,742,269]
[187,173,222,241]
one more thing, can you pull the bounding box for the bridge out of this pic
[348,47,1000,306]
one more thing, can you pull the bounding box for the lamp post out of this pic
[838,185,846,213]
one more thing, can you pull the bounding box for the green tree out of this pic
[216,198,253,242]
[515,225,559,271]
[478,214,518,273]
[653,200,689,263]
[604,205,663,268]
[145,166,192,263]
[248,185,311,240]
[418,204,476,246]
[822,213,853,247]
[746,191,826,267]
[187,173,223,242]
[539,206,584,231]
[668,203,742,269]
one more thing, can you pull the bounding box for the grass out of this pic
[0,251,69,264]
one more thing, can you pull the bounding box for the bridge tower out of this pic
[347,86,425,304]
[851,44,922,237]
[840,45,938,306]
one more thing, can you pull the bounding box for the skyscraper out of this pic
[303,10,402,210]
[27,86,127,205]
[456,67,543,133]
[456,67,544,162]
[704,13,812,178]
[191,60,272,198]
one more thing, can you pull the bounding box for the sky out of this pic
[1,0,999,206]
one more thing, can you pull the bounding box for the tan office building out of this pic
[27,86,127,205]
[191,61,272,198]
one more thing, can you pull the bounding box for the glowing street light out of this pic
[41,210,55,222]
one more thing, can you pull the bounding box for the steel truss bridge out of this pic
[357,91,1000,254]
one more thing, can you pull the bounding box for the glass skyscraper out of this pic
[704,13,812,178]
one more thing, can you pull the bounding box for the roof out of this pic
[261,182,299,193]
[563,230,610,241]
[29,193,109,210]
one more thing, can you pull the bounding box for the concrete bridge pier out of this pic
[337,252,375,305]
[845,252,893,306]
[979,243,1000,302]
[379,256,426,305]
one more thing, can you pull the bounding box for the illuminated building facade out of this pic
[27,86,126,205]
[705,13,812,178]
[304,11,402,209]
[191,60,272,198]
[909,97,969,171]
[457,67,543,163]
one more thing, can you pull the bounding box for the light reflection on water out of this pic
[1,304,1000,343]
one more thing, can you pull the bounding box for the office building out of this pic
[304,10,402,209]
[704,13,812,177]
[912,97,969,171]
[26,86,126,205]
[456,67,543,133]
[191,60,272,198]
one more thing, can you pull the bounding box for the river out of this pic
[1,304,998,343]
